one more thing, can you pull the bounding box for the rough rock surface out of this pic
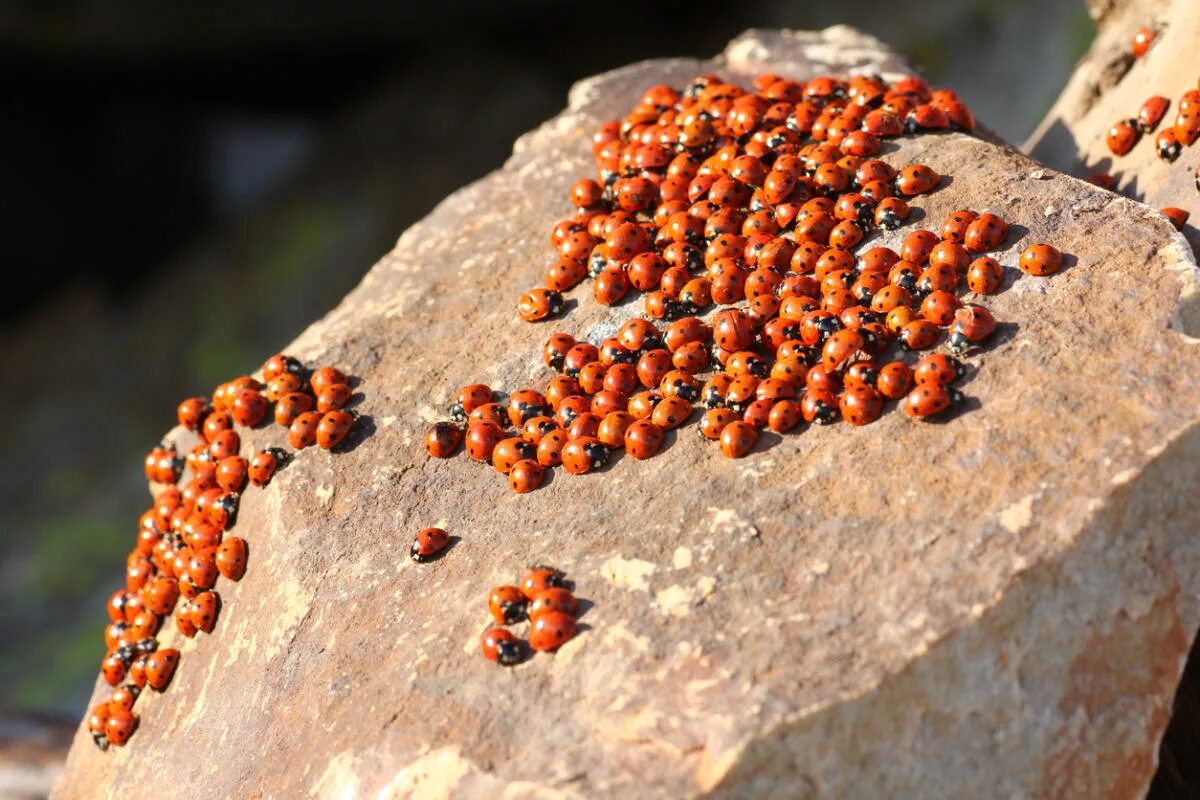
[54,27,1200,799]
[1027,0,1198,252]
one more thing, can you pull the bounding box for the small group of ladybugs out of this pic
[424,73,1066,486]
[1092,24,1196,231]
[481,566,579,666]
[88,353,358,751]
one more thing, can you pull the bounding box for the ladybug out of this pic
[450,384,493,422]
[316,383,352,413]
[1106,119,1139,156]
[895,164,940,195]
[965,212,1007,253]
[920,290,961,326]
[189,590,219,633]
[821,329,863,372]
[1018,244,1063,276]
[543,333,576,370]
[481,627,522,666]
[593,269,631,306]
[529,587,578,621]
[1131,26,1156,57]
[216,536,248,580]
[509,459,545,493]
[489,585,528,625]
[207,429,240,461]
[289,411,322,449]
[1162,207,1189,231]
[144,648,180,691]
[699,407,738,440]
[275,392,315,427]
[105,710,138,747]
[310,366,347,396]
[839,386,883,426]
[266,373,303,403]
[940,210,977,244]
[186,552,219,590]
[899,319,940,350]
[492,437,537,474]
[801,389,839,424]
[143,575,180,615]
[967,257,1004,295]
[507,389,550,427]
[529,611,578,652]
[719,421,758,458]
[624,419,665,459]
[1156,128,1182,162]
[874,197,910,229]
[177,397,211,431]
[88,703,112,750]
[903,383,963,419]
[766,400,802,432]
[520,566,566,599]
[561,436,609,474]
[466,421,505,462]
[101,654,127,687]
[411,527,451,562]
[316,410,354,450]
[567,413,602,441]
[1138,95,1170,132]
[1175,111,1200,146]
[175,602,198,638]
[216,455,248,493]
[914,353,964,385]
[949,304,998,352]
[876,361,914,400]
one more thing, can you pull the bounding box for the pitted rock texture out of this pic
[54,27,1200,800]
[1027,0,1198,253]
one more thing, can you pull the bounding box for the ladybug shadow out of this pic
[573,597,595,622]
[749,430,784,455]
[594,446,628,475]
[535,465,560,490]
[332,413,376,455]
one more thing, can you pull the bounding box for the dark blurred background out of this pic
[0,0,1093,792]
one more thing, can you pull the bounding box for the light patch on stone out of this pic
[811,561,831,576]
[672,547,693,570]
[597,620,651,654]
[1111,466,1140,485]
[706,506,760,540]
[376,746,474,800]
[656,584,695,616]
[600,555,657,592]
[380,415,397,428]
[999,494,1036,534]
[312,750,361,800]
[263,575,315,663]
[696,576,717,603]
[315,484,335,507]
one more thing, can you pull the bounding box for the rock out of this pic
[1027,0,1198,252]
[54,27,1200,800]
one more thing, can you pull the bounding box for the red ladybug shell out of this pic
[316,411,353,450]
[216,537,248,581]
[509,459,545,493]
[263,353,303,382]
[145,648,180,691]
[561,436,609,474]
[316,383,352,413]
[719,421,758,458]
[289,411,322,449]
[105,710,138,746]
[189,590,219,633]
[276,392,315,427]
[904,383,962,419]
[481,627,522,666]
[1106,119,1139,156]
[624,419,665,459]
[230,390,268,427]
[1018,244,1063,277]
[915,353,963,386]
[529,588,578,621]
[411,528,450,562]
[310,366,348,396]
[520,566,566,600]
[216,456,248,493]
[529,611,578,652]
[177,397,211,431]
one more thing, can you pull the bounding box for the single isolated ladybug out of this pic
[411,527,451,562]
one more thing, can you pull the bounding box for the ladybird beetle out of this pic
[920,290,961,326]
[529,611,578,652]
[899,319,940,350]
[1106,119,1139,156]
[143,575,180,616]
[175,602,198,638]
[521,566,566,599]
[903,383,963,419]
[509,459,545,493]
[215,536,247,581]
[529,587,578,621]
[1018,244,1063,276]
[189,590,219,633]
[719,421,758,458]
[949,304,998,352]
[840,385,883,426]
[316,383,352,413]
[177,397,210,432]
[966,257,1004,294]
[561,436,609,474]
[144,648,180,691]
[876,361,914,400]
[216,455,248,493]
[275,392,314,427]
[265,373,302,403]
[411,528,451,562]
[492,437,537,474]
[101,654,127,687]
[316,410,354,450]
[481,627,523,666]
[105,710,138,746]
[310,366,347,396]
[914,353,963,386]
[699,407,738,440]
[289,411,322,449]
[874,197,910,229]
[451,384,493,422]
[1156,128,1182,162]
[489,585,528,624]
[1138,96,1170,132]
[263,353,304,382]
[940,210,977,243]
[624,419,665,459]
[1131,27,1155,58]
[801,389,839,424]
[1162,207,1189,231]
[896,164,940,195]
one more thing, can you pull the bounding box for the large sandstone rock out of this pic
[54,27,1200,799]
[1027,0,1198,253]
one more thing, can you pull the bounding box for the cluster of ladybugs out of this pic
[88,354,357,750]
[1094,25,1195,231]
[481,566,579,665]
[425,72,1064,487]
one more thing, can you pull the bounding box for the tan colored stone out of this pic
[54,27,1200,800]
